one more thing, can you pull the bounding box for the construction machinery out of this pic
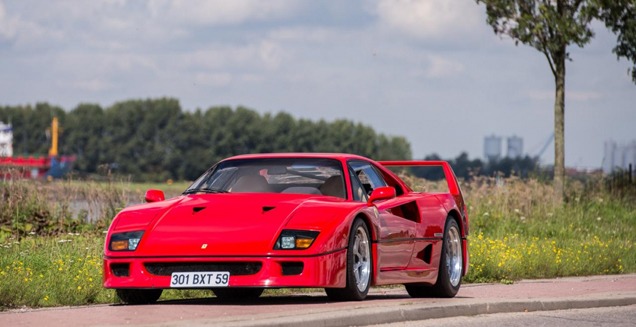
[0,117,75,179]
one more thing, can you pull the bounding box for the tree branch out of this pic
[537,31,557,77]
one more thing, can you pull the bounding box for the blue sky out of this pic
[1,0,634,169]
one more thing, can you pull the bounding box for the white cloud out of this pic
[194,72,233,87]
[4,1,300,52]
[526,90,604,102]
[182,47,254,70]
[374,0,483,39]
[180,40,287,72]
[259,40,285,70]
[192,72,263,87]
[146,0,300,26]
[526,90,553,101]
[0,1,18,40]
[426,55,464,78]
[568,91,603,102]
[69,78,114,92]
[268,27,336,43]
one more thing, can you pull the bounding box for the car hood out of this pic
[117,193,345,257]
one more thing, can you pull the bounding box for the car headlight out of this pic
[274,230,319,250]
[109,231,144,251]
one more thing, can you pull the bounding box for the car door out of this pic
[348,160,417,270]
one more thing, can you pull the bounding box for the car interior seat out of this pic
[231,175,271,193]
[319,175,345,198]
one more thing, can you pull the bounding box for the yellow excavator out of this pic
[48,116,59,157]
[0,117,74,179]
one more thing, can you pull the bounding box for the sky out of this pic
[1,0,634,169]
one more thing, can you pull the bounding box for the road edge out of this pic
[217,294,636,327]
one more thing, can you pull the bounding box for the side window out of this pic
[348,160,387,196]
[349,168,368,202]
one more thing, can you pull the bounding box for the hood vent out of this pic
[192,206,206,214]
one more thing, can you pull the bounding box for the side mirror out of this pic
[145,189,165,203]
[367,186,396,206]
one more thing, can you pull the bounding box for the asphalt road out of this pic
[1,274,635,327]
[370,305,636,327]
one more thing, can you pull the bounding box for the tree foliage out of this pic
[0,99,412,181]
[594,0,636,82]
[478,0,636,79]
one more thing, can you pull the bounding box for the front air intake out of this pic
[111,263,130,277]
[281,262,304,275]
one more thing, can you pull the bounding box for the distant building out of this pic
[0,121,13,157]
[484,135,502,162]
[603,140,636,174]
[485,134,525,161]
[507,135,523,158]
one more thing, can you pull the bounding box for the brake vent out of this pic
[417,244,433,264]
[262,206,276,213]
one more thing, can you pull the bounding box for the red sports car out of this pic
[103,153,469,303]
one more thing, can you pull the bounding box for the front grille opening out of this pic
[111,263,130,277]
[281,262,304,276]
[145,262,262,276]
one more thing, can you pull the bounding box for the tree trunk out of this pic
[553,48,566,204]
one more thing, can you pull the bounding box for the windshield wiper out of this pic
[183,188,229,194]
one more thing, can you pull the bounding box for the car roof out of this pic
[225,153,373,162]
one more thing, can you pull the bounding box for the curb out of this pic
[214,295,636,327]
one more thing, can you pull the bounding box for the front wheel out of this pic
[325,218,372,301]
[406,218,463,298]
[116,289,163,304]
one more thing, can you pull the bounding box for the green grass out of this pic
[399,175,635,282]
[462,176,635,282]
[0,234,111,307]
[0,176,634,309]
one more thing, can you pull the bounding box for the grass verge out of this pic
[462,176,635,282]
[0,175,634,309]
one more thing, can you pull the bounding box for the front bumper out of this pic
[103,249,347,289]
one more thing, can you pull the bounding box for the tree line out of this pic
[0,98,412,181]
[416,152,540,181]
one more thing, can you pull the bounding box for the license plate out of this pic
[170,271,230,288]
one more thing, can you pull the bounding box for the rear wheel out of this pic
[325,218,372,301]
[406,218,462,298]
[116,289,163,304]
[212,288,264,302]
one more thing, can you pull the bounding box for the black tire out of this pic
[212,288,264,302]
[325,218,372,301]
[406,218,463,298]
[116,289,163,304]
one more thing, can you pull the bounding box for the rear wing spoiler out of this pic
[378,160,462,197]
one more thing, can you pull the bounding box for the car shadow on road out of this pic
[110,292,468,307]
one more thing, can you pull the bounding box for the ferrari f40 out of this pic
[103,153,469,303]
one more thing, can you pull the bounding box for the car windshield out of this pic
[184,158,346,197]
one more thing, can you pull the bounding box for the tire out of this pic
[406,218,463,298]
[212,288,264,302]
[325,218,372,301]
[116,289,163,304]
